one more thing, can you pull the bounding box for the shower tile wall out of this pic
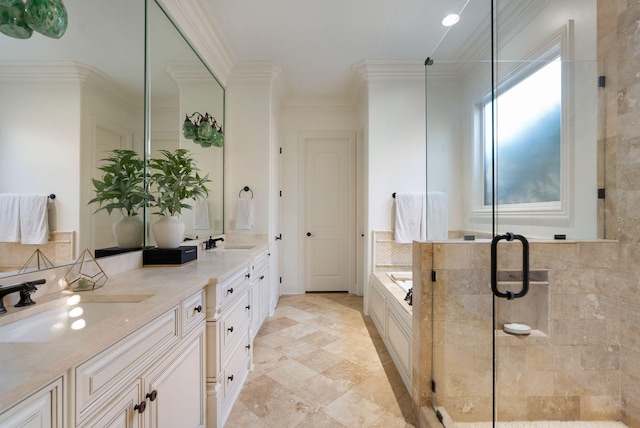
[599,0,640,426]
[419,240,624,423]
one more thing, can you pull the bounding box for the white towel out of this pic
[427,192,448,240]
[19,194,49,245]
[235,198,254,230]
[194,198,210,229]
[394,193,425,243]
[0,193,21,242]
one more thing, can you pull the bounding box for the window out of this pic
[483,56,562,206]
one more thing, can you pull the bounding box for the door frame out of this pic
[297,130,356,294]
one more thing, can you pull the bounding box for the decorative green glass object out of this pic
[182,116,197,140]
[0,0,32,39]
[212,131,224,148]
[24,0,67,39]
[197,120,213,140]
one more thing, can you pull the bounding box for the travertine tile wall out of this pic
[417,240,625,423]
[599,1,640,426]
[0,231,75,273]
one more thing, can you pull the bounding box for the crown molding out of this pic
[159,0,236,87]
[0,61,138,107]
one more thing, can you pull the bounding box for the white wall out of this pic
[0,81,81,239]
[279,102,358,295]
[366,72,427,233]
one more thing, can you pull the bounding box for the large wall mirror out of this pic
[0,0,224,279]
[426,0,600,240]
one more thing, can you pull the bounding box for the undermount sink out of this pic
[210,244,255,252]
[0,294,151,343]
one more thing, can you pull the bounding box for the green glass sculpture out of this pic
[197,120,213,140]
[0,0,32,39]
[213,131,224,147]
[182,116,197,139]
[24,0,67,39]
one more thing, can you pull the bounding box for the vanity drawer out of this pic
[220,291,251,365]
[207,264,250,317]
[75,305,180,423]
[251,249,269,277]
[222,331,251,406]
[182,289,205,334]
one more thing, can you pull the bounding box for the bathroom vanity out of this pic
[0,241,275,427]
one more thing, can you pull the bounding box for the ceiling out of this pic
[206,0,489,100]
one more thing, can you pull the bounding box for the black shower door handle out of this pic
[491,232,529,300]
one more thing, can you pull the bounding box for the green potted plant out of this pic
[148,148,210,248]
[89,149,149,248]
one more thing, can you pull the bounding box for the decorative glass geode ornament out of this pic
[64,249,108,291]
[24,0,68,39]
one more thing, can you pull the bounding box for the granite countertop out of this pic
[0,243,267,412]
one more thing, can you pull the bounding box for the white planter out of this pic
[152,215,185,249]
[112,215,143,248]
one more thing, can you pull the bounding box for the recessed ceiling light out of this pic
[442,14,460,27]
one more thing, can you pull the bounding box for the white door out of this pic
[302,132,355,292]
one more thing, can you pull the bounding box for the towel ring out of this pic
[239,186,253,199]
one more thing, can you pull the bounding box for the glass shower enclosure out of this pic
[425,0,615,425]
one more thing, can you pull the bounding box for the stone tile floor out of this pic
[225,292,417,427]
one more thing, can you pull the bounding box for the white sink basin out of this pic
[210,244,255,252]
[0,294,151,342]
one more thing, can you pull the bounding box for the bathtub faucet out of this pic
[0,278,45,314]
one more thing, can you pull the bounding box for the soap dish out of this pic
[503,323,531,335]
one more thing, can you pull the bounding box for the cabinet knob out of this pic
[260,275,265,280]
[194,305,202,313]
[228,374,234,382]
[228,326,234,333]
[246,344,251,350]
[245,273,251,279]
[227,287,234,295]
[146,390,158,401]
[245,305,251,310]
[134,401,146,413]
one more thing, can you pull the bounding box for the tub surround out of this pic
[0,238,269,420]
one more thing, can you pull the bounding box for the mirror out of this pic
[0,0,224,279]
[146,0,224,244]
[426,0,600,240]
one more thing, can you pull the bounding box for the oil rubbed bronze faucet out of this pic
[0,279,45,314]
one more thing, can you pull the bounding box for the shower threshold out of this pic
[452,422,627,427]
[433,407,628,428]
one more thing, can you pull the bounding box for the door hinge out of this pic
[598,75,606,88]
[431,270,437,282]
[436,410,444,424]
[598,188,605,199]
[279,147,283,154]
[279,276,282,284]
[279,190,282,197]
[431,380,436,393]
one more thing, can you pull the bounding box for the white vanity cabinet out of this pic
[369,275,412,394]
[249,248,271,340]
[0,377,64,428]
[205,263,252,427]
[75,290,206,428]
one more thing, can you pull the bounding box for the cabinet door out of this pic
[78,381,142,428]
[144,327,206,428]
[259,270,270,323]
[0,377,63,428]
